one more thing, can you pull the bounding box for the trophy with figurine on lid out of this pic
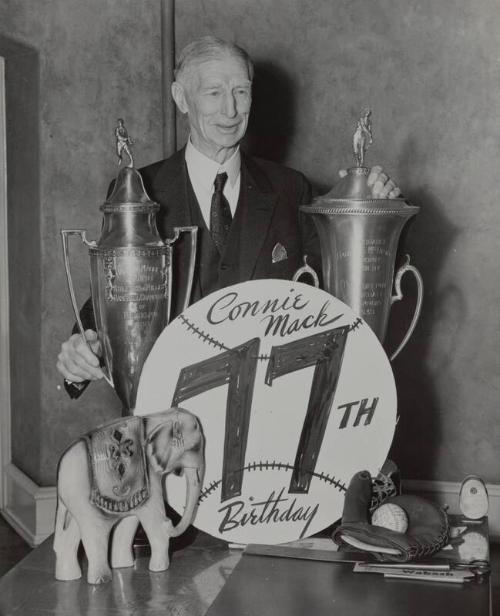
[61,120,198,414]
[297,109,423,359]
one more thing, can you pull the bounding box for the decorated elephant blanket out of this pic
[84,416,150,513]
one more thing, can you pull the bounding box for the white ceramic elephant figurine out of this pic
[53,406,204,584]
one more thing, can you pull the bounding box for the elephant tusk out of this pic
[169,466,203,538]
[182,466,201,484]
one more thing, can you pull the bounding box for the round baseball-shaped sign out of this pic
[136,279,397,545]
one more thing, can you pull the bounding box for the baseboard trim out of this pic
[1,468,499,546]
[404,478,500,541]
[2,463,57,547]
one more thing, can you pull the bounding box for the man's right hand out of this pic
[56,329,104,382]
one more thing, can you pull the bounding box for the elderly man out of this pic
[57,36,399,391]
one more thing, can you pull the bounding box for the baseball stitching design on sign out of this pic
[199,460,347,501]
[199,461,348,540]
[136,279,397,545]
[178,313,363,360]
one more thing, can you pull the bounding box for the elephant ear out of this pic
[146,420,177,474]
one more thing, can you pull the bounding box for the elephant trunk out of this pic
[170,466,203,537]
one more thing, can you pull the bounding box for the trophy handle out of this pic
[60,229,114,387]
[165,226,198,314]
[292,255,320,288]
[389,254,424,361]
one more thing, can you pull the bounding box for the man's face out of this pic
[174,52,252,160]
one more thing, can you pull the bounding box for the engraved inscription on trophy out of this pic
[336,237,391,317]
[103,251,169,302]
[363,239,389,270]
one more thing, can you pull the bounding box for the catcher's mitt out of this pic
[332,470,449,562]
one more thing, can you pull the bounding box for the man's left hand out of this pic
[339,165,401,199]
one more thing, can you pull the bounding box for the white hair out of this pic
[174,36,254,87]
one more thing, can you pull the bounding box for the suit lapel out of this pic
[149,147,193,230]
[236,153,277,281]
[144,148,203,313]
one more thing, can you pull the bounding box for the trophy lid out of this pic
[103,119,158,210]
[106,166,154,206]
[304,109,418,215]
[325,166,380,201]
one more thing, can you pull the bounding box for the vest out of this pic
[177,174,246,312]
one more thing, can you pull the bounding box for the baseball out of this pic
[371,503,409,533]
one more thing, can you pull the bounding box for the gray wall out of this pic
[1,0,499,485]
[0,0,162,484]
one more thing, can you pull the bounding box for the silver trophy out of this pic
[62,120,197,414]
[297,110,423,359]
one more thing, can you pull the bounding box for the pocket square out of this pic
[272,242,288,263]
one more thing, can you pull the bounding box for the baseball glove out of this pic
[332,470,449,562]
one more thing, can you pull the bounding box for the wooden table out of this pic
[0,534,491,616]
[0,534,240,616]
[207,550,491,616]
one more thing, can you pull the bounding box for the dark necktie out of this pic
[210,172,232,253]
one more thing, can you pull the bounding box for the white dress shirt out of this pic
[185,139,241,229]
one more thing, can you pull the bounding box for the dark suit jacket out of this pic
[141,147,318,314]
[68,147,319,398]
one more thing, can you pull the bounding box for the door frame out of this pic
[0,56,11,510]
